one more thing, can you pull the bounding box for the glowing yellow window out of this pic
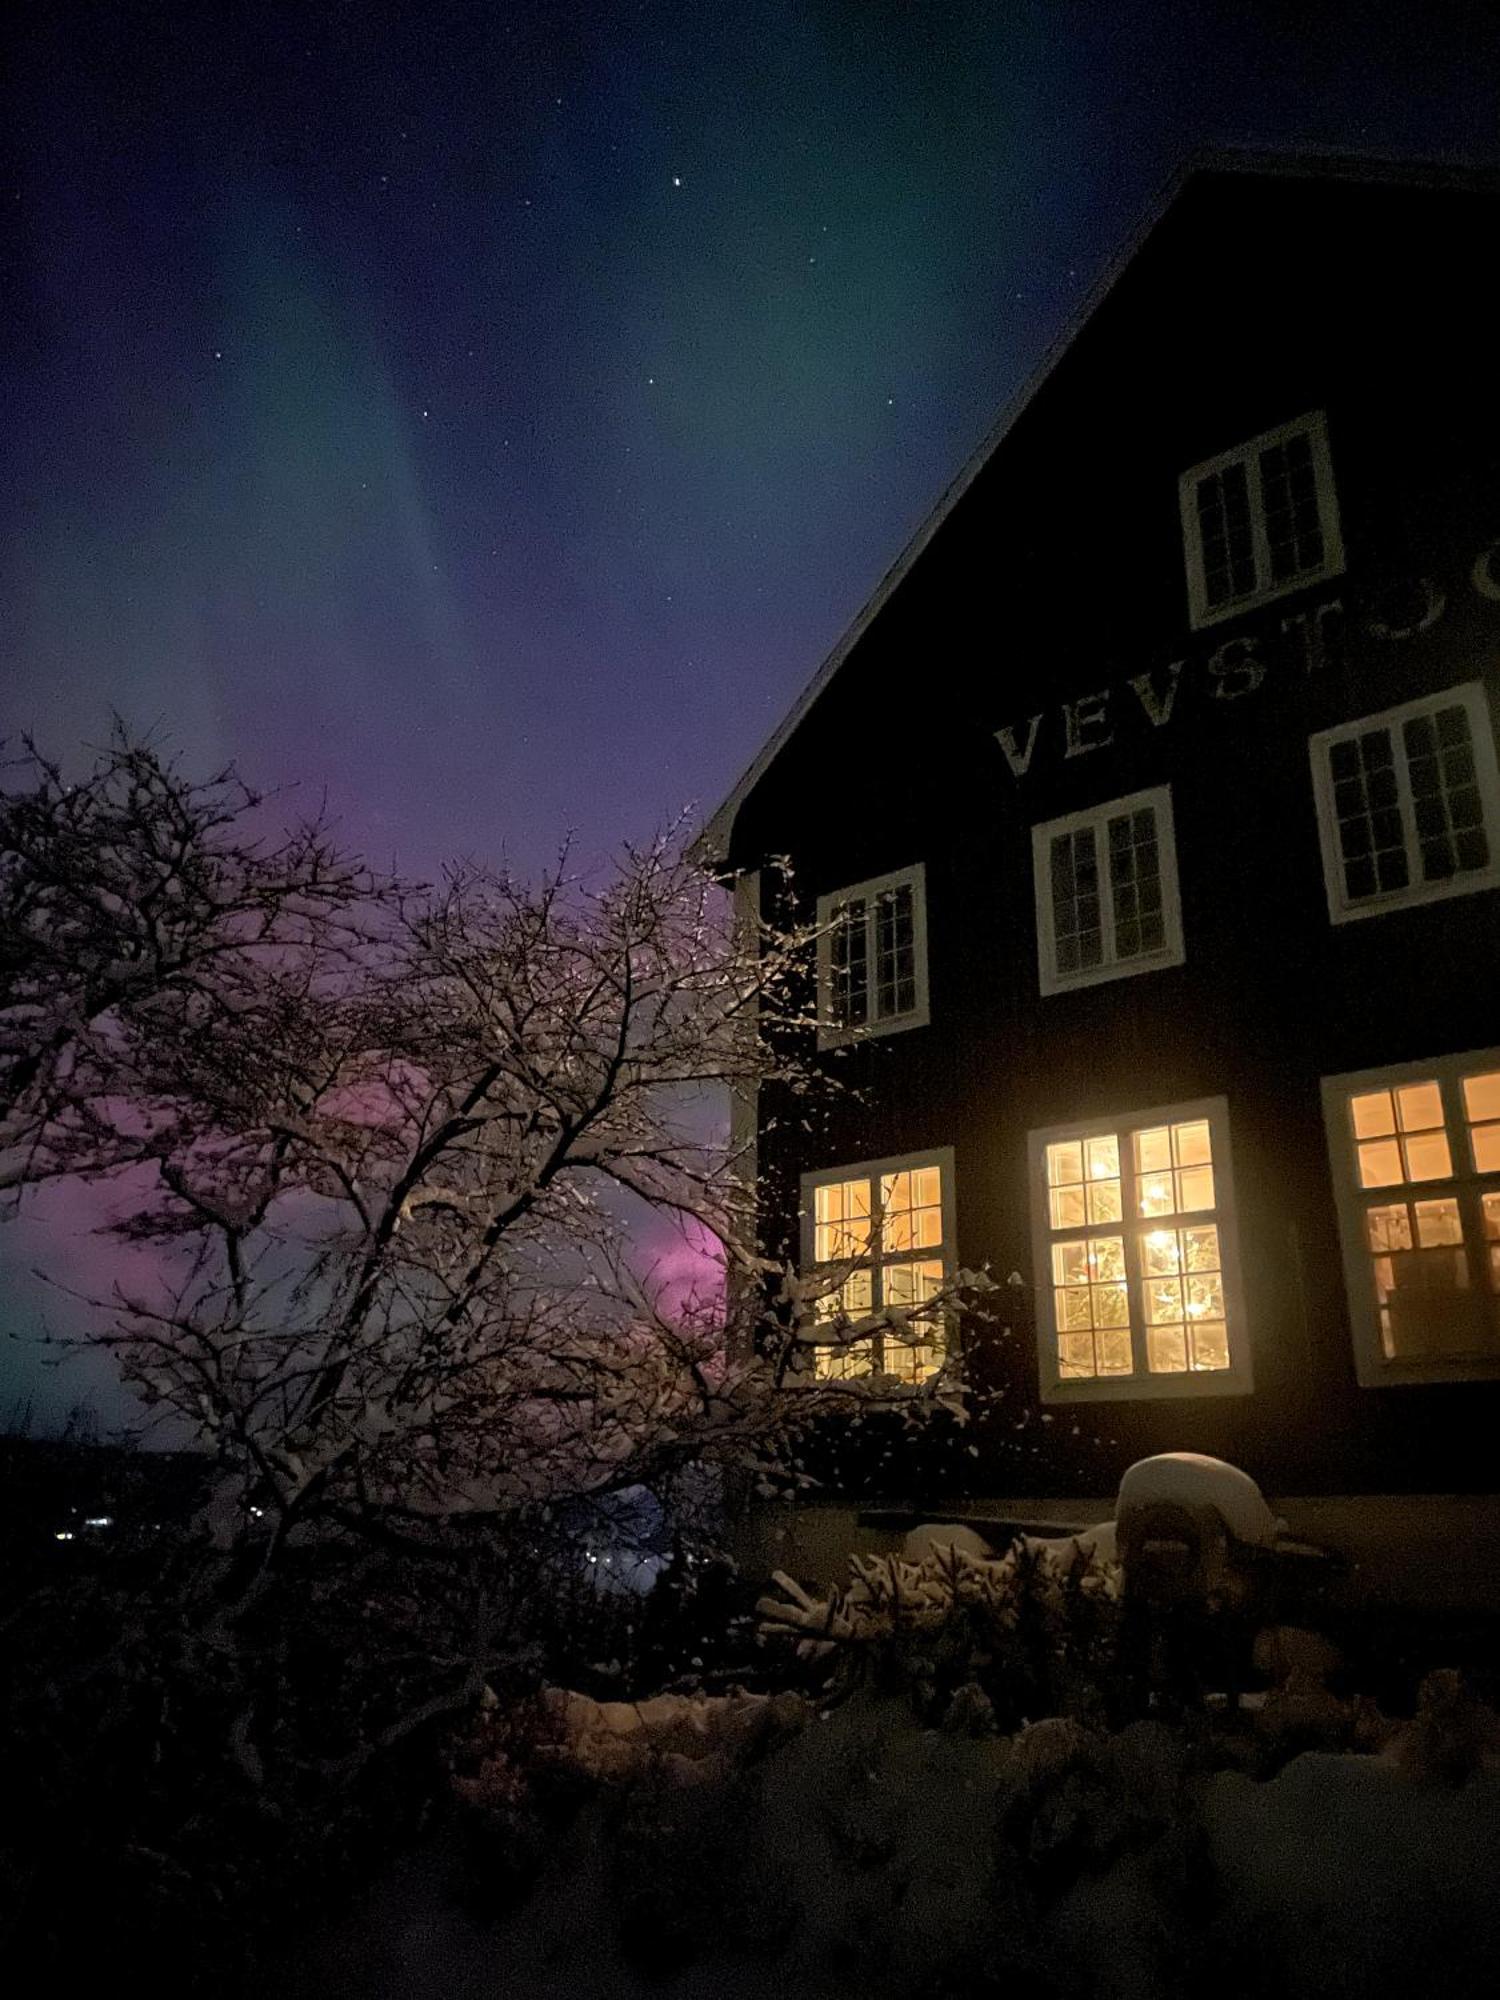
[1052,1235,1131,1379]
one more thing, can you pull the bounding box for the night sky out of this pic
[4,0,1498,1425]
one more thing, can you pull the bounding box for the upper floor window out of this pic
[816,864,929,1045]
[1179,411,1344,630]
[1309,683,1500,923]
[800,1148,955,1385]
[1032,787,1185,996]
[1322,1049,1500,1385]
[1029,1097,1251,1402]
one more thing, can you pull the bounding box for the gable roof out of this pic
[693,146,1497,869]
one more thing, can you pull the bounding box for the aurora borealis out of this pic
[4,0,1498,1422]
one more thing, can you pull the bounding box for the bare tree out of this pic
[2,729,977,1575]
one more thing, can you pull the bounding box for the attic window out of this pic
[816,864,929,1045]
[1179,412,1344,630]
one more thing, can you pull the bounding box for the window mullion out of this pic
[1247,451,1273,598]
[1094,818,1119,969]
[1391,727,1422,888]
[1119,1132,1148,1377]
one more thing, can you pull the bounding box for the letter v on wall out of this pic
[996,715,1043,777]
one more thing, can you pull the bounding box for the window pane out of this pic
[1357,1138,1404,1187]
[1097,1328,1133,1375]
[1183,1224,1221,1271]
[1142,1227,1181,1276]
[1087,1134,1120,1181]
[1050,1185,1087,1229]
[884,1259,944,1311]
[1138,1170,1175,1216]
[1058,1333,1095,1379]
[1090,1236,1126,1282]
[1473,1126,1500,1174]
[882,1340,943,1386]
[1087,1177,1123,1224]
[1047,1140,1084,1188]
[1094,1282,1130,1327]
[814,1268,874,1324]
[1402,1130,1453,1182]
[814,1339,876,1381]
[1366,1204,1413,1253]
[1173,1119,1213,1167]
[1396,1081,1444,1132]
[1053,1241,1090,1287]
[1189,1321,1231,1371]
[1463,1072,1500,1123]
[1147,1326,1188,1373]
[1414,1199,1463,1248]
[1176,1164,1216,1211]
[1145,1277,1184,1324]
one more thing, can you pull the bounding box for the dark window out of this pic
[1259,431,1325,583]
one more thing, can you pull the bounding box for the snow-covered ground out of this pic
[283,1684,1500,2000]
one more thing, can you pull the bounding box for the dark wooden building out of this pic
[700,153,1500,1499]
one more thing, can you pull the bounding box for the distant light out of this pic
[672,175,682,187]
[84,1515,113,1529]
[250,1506,265,1518]
[55,1530,74,1542]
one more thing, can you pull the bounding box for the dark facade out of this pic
[706,156,1500,1498]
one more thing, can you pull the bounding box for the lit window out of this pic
[800,1150,954,1384]
[816,864,929,1044]
[1310,684,1500,923]
[1179,411,1344,630]
[1029,1098,1249,1401]
[1032,787,1185,996]
[1323,1050,1500,1384]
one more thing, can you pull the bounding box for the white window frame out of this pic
[798,1145,956,1383]
[1322,1047,1500,1387]
[1179,410,1345,631]
[1309,682,1500,924]
[1032,785,1185,998]
[1029,1095,1252,1404]
[815,862,930,1048]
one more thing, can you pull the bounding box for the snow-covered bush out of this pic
[759,1532,1124,1730]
